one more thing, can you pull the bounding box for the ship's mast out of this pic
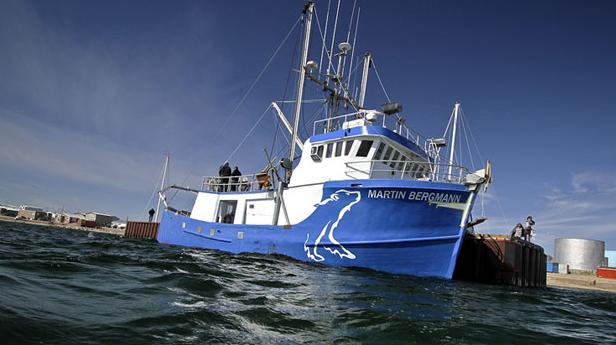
[154,154,169,222]
[289,1,315,170]
[358,52,371,109]
[448,102,460,178]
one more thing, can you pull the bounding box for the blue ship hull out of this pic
[157,179,473,279]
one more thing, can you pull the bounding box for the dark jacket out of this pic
[219,163,231,177]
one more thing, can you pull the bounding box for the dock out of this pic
[124,221,159,240]
[454,233,547,287]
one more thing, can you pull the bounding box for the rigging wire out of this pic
[139,161,166,221]
[371,59,391,102]
[459,109,475,170]
[338,0,356,78]
[345,1,357,43]
[317,0,331,77]
[458,106,509,226]
[171,14,302,192]
[301,99,329,140]
[218,15,302,134]
[274,101,328,161]
[326,0,341,78]
[270,23,302,165]
[226,104,274,162]
[313,7,358,111]
[347,6,360,89]
[458,107,483,217]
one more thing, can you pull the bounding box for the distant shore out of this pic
[0,215,125,236]
[547,272,616,293]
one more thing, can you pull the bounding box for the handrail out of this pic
[157,185,198,216]
[312,111,433,158]
[345,159,471,184]
[201,172,273,193]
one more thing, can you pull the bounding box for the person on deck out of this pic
[523,216,535,242]
[148,208,155,222]
[218,161,231,192]
[511,223,524,240]
[231,166,242,191]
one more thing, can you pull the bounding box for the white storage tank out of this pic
[554,238,605,271]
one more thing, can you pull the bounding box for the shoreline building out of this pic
[0,204,19,217]
[84,212,117,228]
[17,205,49,221]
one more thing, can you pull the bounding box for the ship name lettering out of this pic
[367,190,407,199]
[407,191,461,203]
[367,190,460,203]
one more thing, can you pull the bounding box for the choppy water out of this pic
[0,221,614,344]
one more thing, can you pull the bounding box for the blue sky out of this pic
[0,0,615,255]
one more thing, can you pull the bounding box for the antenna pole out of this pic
[289,2,314,173]
[358,52,371,108]
[448,102,460,179]
[318,0,331,78]
[154,154,169,222]
[347,6,360,88]
[325,0,341,78]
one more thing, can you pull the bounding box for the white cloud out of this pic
[0,110,162,191]
[533,171,616,251]
[474,171,616,255]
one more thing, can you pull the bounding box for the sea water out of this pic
[0,221,614,344]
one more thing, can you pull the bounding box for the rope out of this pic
[226,104,273,162]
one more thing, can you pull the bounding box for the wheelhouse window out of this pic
[217,200,237,224]
[344,140,353,155]
[356,140,373,157]
[311,145,324,161]
[335,141,343,157]
[325,143,333,158]
[374,142,385,160]
[389,151,400,168]
[383,146,393,161]
[397,156,407,170]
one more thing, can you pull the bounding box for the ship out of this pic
[156,1,491,279]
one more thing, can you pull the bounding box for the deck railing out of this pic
[312,111,429,150]
[345,159,471,184]
[201,172,272,192]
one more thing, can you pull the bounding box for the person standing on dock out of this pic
[523,216,535,241]
[219,161,231,192]
[148,208,155,222]
[230,166,242,191]
[511,223,524,240]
